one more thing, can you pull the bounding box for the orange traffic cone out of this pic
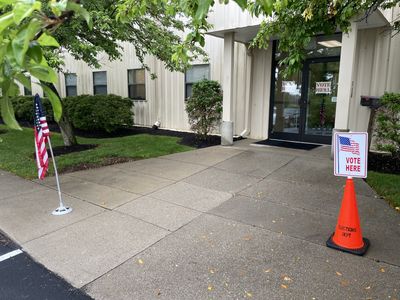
[326,178,369,255]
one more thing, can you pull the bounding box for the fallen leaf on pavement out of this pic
[138,259,144,265]
[380,268,385,273]
[281,284,288,289]
[282,276,292,282]
[335,271,342,276]
[340,279,350,287]
[365,286,371,290]
[208,285,213,291]
[264,269,271,273]
[243,235,253,241]
[245,291,253,297]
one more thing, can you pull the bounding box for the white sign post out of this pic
[334,132,368,178]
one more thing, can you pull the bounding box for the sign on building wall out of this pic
[334,132,368,178]
[316,81,331,94]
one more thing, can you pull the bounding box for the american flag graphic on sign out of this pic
[339,136,360,155]
[34,94,50,179]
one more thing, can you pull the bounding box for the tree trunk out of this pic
[58,102,77,146]
[42,82,78,146]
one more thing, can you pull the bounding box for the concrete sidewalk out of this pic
[0,140,399,299]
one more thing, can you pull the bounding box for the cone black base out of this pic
[326,233,370,256]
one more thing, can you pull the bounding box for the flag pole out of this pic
[47,137,72,216]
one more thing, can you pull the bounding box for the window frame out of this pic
[184,64,210,99]
[65,73,77,97]
[93,71,107,95]
[127,68,146,101]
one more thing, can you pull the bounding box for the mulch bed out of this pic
[49,124,243,149]
[368,151,400,174]
[51,144,98,156]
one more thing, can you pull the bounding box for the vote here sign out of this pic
[334,132,368,178]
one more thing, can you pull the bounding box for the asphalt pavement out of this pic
[0,231,92,300]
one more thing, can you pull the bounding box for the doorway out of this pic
[269,35,341,144]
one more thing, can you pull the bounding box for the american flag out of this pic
[339,136,360,155]
[34,94,50,179]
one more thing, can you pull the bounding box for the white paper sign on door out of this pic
[282,81,296,93]
[316,81,331,94]
[334,132,368,178]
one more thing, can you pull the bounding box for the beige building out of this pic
[22,4,400,145]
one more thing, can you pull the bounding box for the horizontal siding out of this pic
[59,36,252,136]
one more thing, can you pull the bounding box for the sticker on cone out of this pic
[327,178,369,255]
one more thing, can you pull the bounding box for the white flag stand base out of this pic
[52,206,73,216]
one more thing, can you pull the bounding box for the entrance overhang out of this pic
[206,8,389,44]
[207,25,260,44]
[356,9,390,29]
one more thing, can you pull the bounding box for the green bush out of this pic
[185,79,223,139]
[64,94,134,132]
[0,96,54,123]
[376,92,400,154]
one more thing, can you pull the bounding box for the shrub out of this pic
[185,80,223,139]
[0,96,54,123]
[64,94,134,133]
[376,92,400,154]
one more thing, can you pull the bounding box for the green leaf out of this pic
[66,1,92,29]
[234,0,248,10]
[37,33,60,47]
[195,0,213,20]
[0,81,21,130]
[26,42,43,62]
[0,0,14,9]
[0,12,14,34]
[28,64,57,83]
[0,96,21,130]
[12,20,41,65]
[259,0,274,15]
[40,84,62,122]
[199,35,205,47]
[13,1,41,25]
[50,0,68,16]
[14,73,31,89]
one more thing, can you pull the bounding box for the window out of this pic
[128,69,146,100]
[93,71,107,95]
[24,76,32,96]
[185,64,210,98]
[65,73,77,96]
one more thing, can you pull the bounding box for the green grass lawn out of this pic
[0,125,193,179]
[367,171,400,211]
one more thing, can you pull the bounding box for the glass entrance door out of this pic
[270,58,340,144]
[271,69,302,137]
[303,59,339,143]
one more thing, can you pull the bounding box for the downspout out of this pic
[240,44,253,137]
